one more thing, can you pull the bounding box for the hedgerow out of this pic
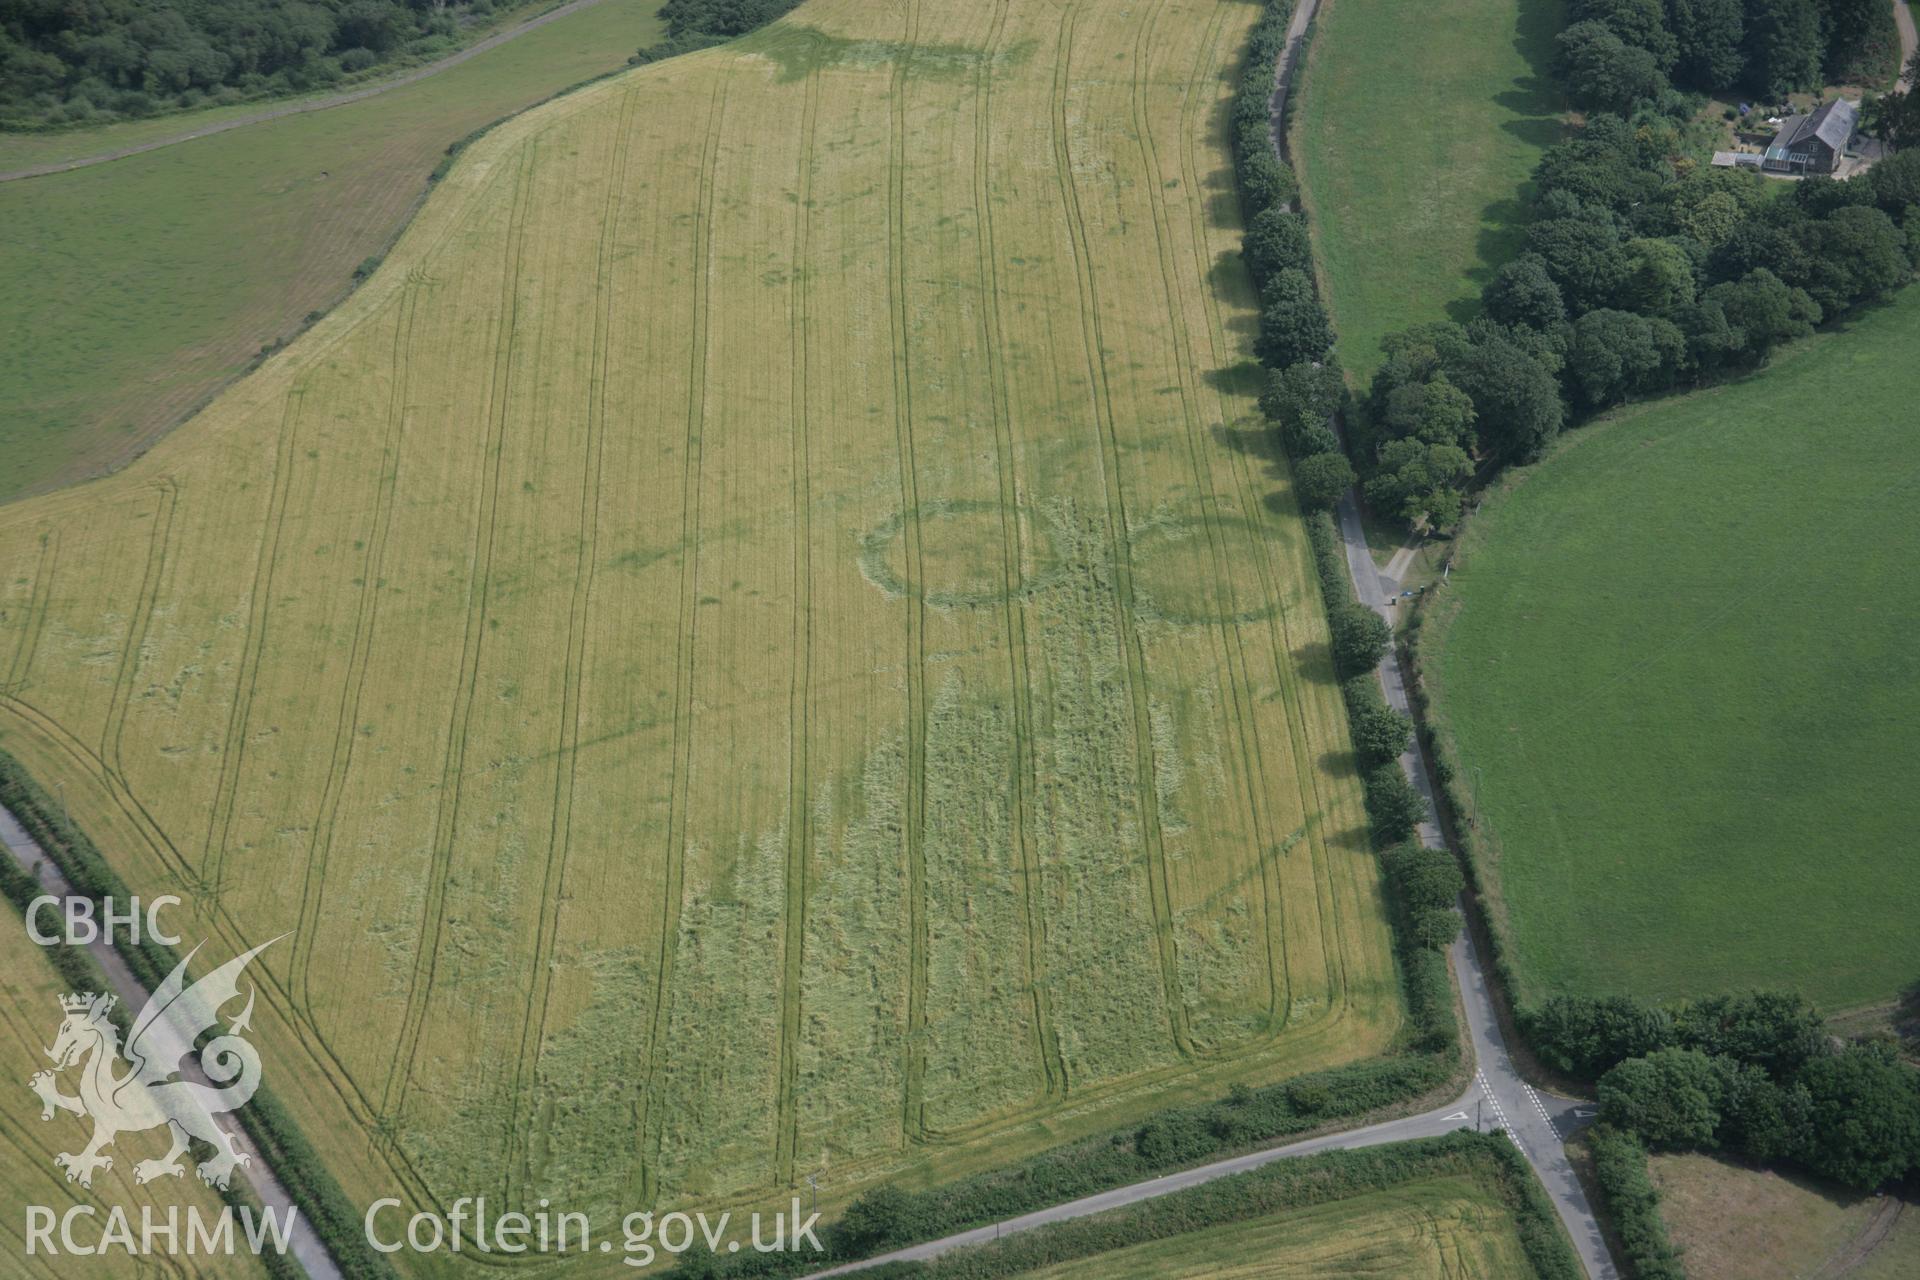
[1586,1125,1684,1280]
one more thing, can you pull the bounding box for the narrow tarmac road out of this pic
[1330,396,1617,1280]
[0,805,342,1280]
[0,0,617,183]
[1897,1,1917,93]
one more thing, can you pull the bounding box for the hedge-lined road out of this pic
[0,0,617,184]
[1336,480,1619,1280]
[0,805,342,1280]
[810,932,1599,1277]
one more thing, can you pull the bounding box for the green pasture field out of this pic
[0,0,666,502]
[1016,1173,1541,1278]
[0,0,1400,1257]
[1292,0,1565,377]
[1424,288,1920,1010]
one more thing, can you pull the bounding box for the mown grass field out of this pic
[1648,1153,1920,1280]
[1021,1173,1540,1278]
[1424,289,1920,1009]
[1292,0,1564,376]
[0,907,268,1278]
[0,0,1399,1252]
[0,0,666,502]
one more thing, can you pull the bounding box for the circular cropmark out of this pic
[859,500,1061,609]
[1127,513,1283,627]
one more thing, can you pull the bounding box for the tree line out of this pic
[1559,0,1901,107]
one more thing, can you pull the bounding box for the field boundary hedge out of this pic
[1403,584,1537,1002]
[1585,1126,1683,1280]
[128,0,782,485]
[1232,0,1467,1060]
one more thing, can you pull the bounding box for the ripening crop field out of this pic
[0,907,268,1279]
[1018,1174,1541,1279]
[0,0,1398,1248]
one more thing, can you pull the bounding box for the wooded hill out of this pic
[0,0,510,126]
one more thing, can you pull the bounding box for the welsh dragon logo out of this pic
[27,937,281,1192]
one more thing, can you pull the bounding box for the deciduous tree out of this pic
[1257,269,1334,369]
[1599,1048,1729,1149]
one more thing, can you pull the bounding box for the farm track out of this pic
[99,481,175,798]
[504,87,640,1198]
[887,0,934,1147]
[0,0,620,183]
[270,292,447,1220]
[1048,0,1193,1062]
[971,0,1067,1105]
[383,143,539,1123]
[289,289,418,1036]
[3,532,55,693]
[637,75,729,1206]
[199,388,306,905]
[1131,0,1291,1037]
[774,68,822,1188]
[97,479,188,888]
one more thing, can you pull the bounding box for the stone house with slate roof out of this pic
[1763,99,1858,176]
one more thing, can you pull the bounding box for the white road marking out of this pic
[1474,1070,1522,1149]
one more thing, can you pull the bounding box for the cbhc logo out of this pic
[26,895,182,946]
